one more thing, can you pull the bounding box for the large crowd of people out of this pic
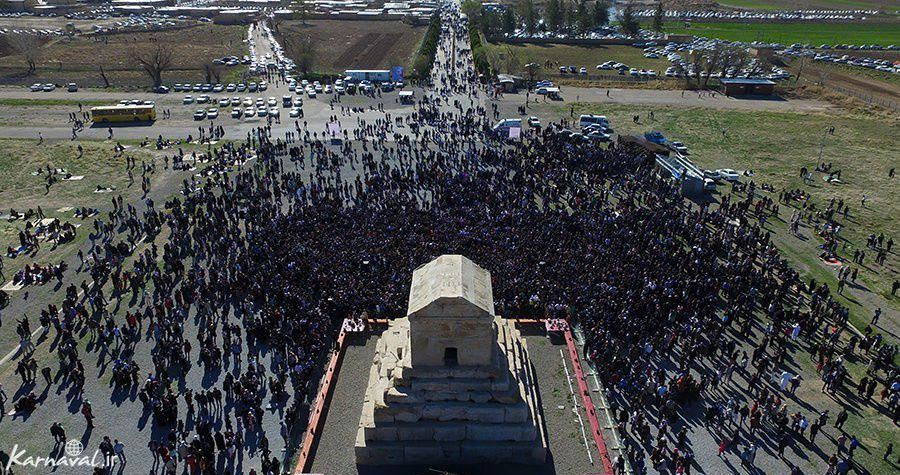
[0,2,895,475]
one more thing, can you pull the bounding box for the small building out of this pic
[496,74,523,92]
[664,34,693,44]
[750,46,776,60]
[719,78,775,96]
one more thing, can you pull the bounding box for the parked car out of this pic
[206,108,218,119]
[715,168,740,182]
[193,109,206,120]
[183,95,194,104]
[527,116,541,128]
[66,83,77,92]
[231,108,242,118]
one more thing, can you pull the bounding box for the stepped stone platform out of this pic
[354,255,548,466]
[355,317,547,464]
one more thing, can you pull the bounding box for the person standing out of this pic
[81,400,95,429]
[113,439,126,465]
[835,408,848,430]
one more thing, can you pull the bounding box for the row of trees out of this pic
[460,1,673,38]
[462,0,612,37]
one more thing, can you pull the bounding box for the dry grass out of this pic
[275,20,426,74]
[0,24,247,88]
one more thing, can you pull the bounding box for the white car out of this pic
[183,95,194,104]
[289,107,301,118]
[256,107,267,117]
[193,109,206,120]
[268,107,280,116]
[42,83,55,91]
[670,141,688,155]
[206,108,218,119]
[324,85,333,94]
[307,90,316,98]
[716,168,740,182]
[244,107,256,117]
[218,98,230,107]
[231,97,241,106]
[267,97,276,107]
[196,95,210,104]
[242,97,253,107]
[30,83,43,91]
[292,97,303,107]
[231,108,242,118]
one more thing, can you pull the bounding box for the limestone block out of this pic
[470,392,491,404]
[504,405,529,423]
[398,425,434,441]
[373,410,394,423]
[404,445,443,464]
[364,425,398,442]
[467,424,526,442]
[492,391,519,404]
[412,380,451,392]
[430,391,458,402]
[448,379,492,392]
[423,403,466,421]
[394,408,422,423]
[367,444,405,465]
[466,405,506,423]
[433,424,466,442]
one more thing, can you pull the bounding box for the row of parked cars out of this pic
[188,94,310,121]
[30,82,78,92]
[174,82,268,94]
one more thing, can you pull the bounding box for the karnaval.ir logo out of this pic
[6,440,104,470]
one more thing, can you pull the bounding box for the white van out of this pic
[492,118,522,136]
[579,114,609,129]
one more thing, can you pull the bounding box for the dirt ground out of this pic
[0,24,247,89]
[274,20,426,74]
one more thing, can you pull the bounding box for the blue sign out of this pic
[391,66,404,82]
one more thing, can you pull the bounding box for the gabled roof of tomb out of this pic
[407,254,495,318]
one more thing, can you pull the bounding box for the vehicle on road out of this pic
[91,104,156,123]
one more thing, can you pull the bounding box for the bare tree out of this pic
[284,35,316,75]
[130,42,176,88]
[8,33,42,74]
[204,62,222,83]
[717,45,748,80]
[502,46,521,75]
[98,65,111,88]
[701,47,722,88]
[523,62,541,83]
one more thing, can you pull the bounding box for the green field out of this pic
[718,0,894,10]
[663,21,900,45]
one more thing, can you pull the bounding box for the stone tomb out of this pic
[355,255,547,465]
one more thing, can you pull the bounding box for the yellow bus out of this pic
[90,104,156,123]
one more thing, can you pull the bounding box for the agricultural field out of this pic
[274,19,426,75]
[662,20,900,45]
[0,24,247,89]
[488,42,672,78]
